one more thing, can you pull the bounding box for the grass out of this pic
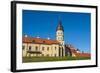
[22,56,90,63]
[66,56,90,60]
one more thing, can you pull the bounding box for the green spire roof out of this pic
[56,20,64,31]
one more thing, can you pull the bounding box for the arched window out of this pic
[60,37,62,40]
[57,32,59,35]
[58,37,60,40]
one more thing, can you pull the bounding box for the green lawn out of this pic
[22,56,90,63]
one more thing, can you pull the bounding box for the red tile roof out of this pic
[70,48,90,57]
[75,53,90,57]
[23,37,60,45]
[70,48,77,53]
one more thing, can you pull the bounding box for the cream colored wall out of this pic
[22,43,28,57]
[26,43,40,56]
[51,44,59,57]
[39,44,52,57]
[62,46,65,57]
[59,46,65,57]
[72,53,76,57]
[22,43,60,57]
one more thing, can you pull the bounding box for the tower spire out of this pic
[56,18,64,45]
[56,19,64,31]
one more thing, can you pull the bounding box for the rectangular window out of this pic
[22,46,25,50]
[55,54,56,57]
[42,54,44,56]
[42,47,44,51]
[55,47,56,50]
[47,47,49,51]
[29,46,31,51]
[47,54,49,57]
[35,46,38,51]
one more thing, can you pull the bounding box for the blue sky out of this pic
[22,10,91,53]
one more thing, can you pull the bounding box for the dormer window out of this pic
[43,41,45,43]
[32,40,35,43]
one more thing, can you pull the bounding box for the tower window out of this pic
[58,37,59,40]
[60,32,62,35]
[61,37,63,40]
[57,32,59,35]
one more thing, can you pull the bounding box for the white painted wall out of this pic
[0,0,100,73]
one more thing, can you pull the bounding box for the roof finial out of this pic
[56,16,64,31]
[47,37,50,40]
[58,16,61,24]
[36,35,40,38]
[24,34,28,37]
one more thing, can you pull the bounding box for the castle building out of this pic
[22,20,65,57]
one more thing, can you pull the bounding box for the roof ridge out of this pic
[23,36,57,41]
[23,36,60,44]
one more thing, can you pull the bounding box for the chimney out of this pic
[25,34,28,37]
[36,36,40,38]
[47,37,50,40]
